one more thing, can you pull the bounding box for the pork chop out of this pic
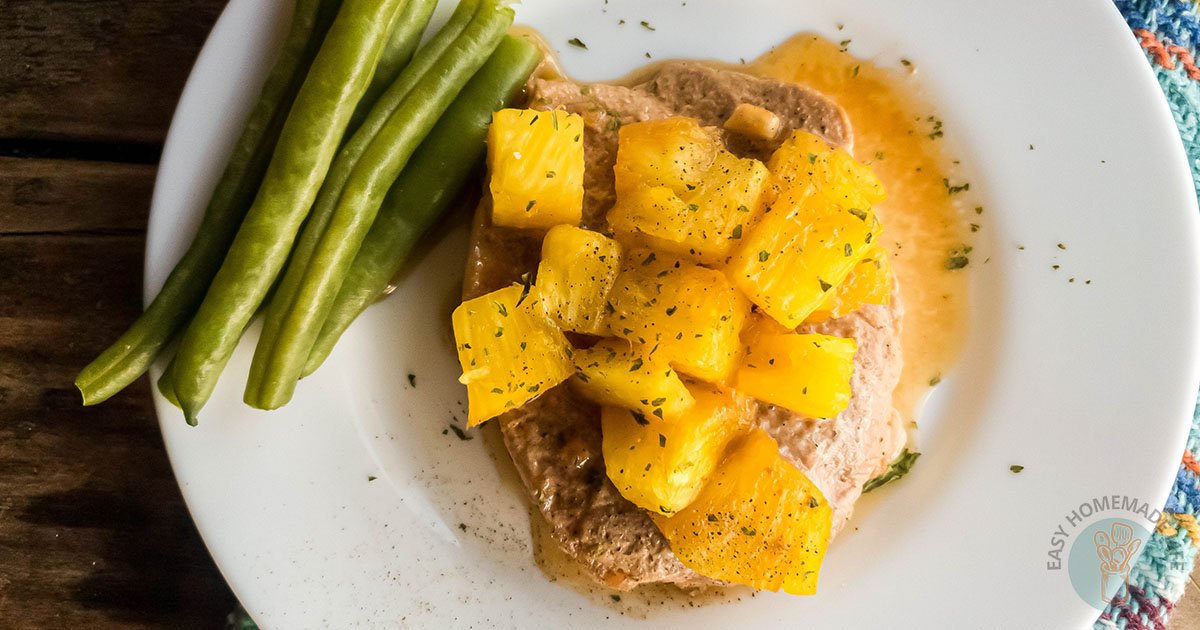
[462,61,902,590]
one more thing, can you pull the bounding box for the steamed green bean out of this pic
[304,35,541,376]
[74,0,341,405]
[249,0,514,409]
[244,0,483,404]
[172,0,408,425]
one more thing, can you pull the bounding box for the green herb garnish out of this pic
[945,255,969,270]
[942,178,969,194]
[862,449,921,493]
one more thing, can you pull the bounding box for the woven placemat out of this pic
[1097,4,1200,629]
[223,4,1200,628]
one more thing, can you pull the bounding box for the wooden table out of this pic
[1,2,1197,628]
[1,1,236,628]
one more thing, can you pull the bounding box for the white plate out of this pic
[147,0,1200,627]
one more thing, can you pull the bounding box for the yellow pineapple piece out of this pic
[652,428,833,595]
[452,285,572,426]
[733,317,856,418]
[613,116,718,194]
[766,129,829,194]
[608,117,770,264]
[607,251,750,382]
[820,148,887,206]
[726,188,882,328]
[535,225,622,335]
[602,383,753,515]
[487,108,584,229]
[806,245,893,323]
[570,338,694,421]
[767,130,886,208]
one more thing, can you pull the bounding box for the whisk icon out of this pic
[1094,522,1142,603]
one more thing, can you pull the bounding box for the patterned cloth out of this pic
[1101,5,1200,629]
[225,4,1200,628]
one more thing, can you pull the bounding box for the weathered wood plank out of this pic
[0,233,236,629]
[0,0,240,626]
[0,0,226,144]
[0,157,154,234]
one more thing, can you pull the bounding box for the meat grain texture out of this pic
[463,62,903,590]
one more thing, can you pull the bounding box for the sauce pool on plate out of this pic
[747,35,971,432]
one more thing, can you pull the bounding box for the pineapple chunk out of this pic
[602,383,753,515]
[734,317,857,418]
[768,130,886,208]
[536,225,622,335]
[452,285,572,426]
[806,245,893,323]
[608,117,770,264]
[487,109,584,229]
[613,116,718,194]
[726,188,882,328]
[652,428,833,595]
[766,129,829,195]
[607,251,750,382]
[571,338,694,421]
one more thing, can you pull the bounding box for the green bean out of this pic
[244,0,482,404]
[157,357,181,409]
[73,0,341,406]
[172,0,409,425]
[303,35,541,376]
[250,1,514,409]
[347,0,439,134]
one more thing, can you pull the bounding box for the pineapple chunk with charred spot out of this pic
[487,108,585,229]
[570,338,694,422]
[608,117,770,264]
[734,316,857,419]
[602,383,754,515]
[652,428,833,595]
[726,189,882,328]
[607,251,750,382]
[806,244,893,324]
[452,285,572,426]
[536,225,622,335]
[768,130,886,208]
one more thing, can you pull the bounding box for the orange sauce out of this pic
[495,29,972,596]
[745,35,971,436]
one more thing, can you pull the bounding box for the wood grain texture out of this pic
[0,155,237,627]
[0,0,225,144]
[0,1,242,626]
[0,157,153,234]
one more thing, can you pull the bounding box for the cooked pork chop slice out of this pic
[462,60,900,589]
